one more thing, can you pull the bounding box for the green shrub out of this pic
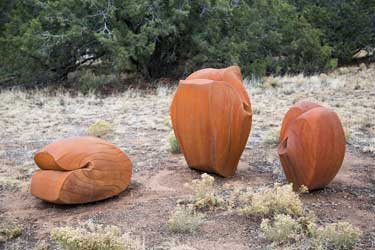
[169,135,181,154]
[288,0,375,64]
[75,69,120,94]
[0,0,340,87]
[51,222,142,250]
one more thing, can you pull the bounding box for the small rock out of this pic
[359,63,367,71]
[319,73,328,81]
[338,67,350,75]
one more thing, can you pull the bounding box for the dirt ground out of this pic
[0,65,374,249]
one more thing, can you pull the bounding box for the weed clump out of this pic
[261,216,361,250]
[51,221,142,250]
[167,206,204,233]
[238,184,362,250]
[87,120,113,137]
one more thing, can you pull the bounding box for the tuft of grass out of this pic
[343,126,352,143]
[239,183,304,217]
[51,221,143,250]
[362,138,375,154]
[164,116,172,128]
[87,120,113,137]
[185,173,224,211]
[0,222,22,242]
[169,135,181,154]
[263,76,281,88]
[263,129,280,145]
[167,206,204,234]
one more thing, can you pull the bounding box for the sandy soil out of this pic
[0,65,374,249]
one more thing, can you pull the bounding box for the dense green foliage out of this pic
[288,0,375,63]
[0,0,374,89]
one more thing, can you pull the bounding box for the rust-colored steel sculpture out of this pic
[278,101,345,190]
[170,66,252,177]
[31,136,132,204]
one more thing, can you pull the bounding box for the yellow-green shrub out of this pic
[88,120,113,137]
[185,174,224,211]
[315,222,361,250]
[51,222,142,250]
[239,183,304,217]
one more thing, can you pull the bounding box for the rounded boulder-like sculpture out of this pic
[278,101,345,190]
[31,136,132,204]
[170,66,252,177]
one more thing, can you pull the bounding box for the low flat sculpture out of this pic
[170,66,252,177]
[30,136,132,204]
[278,101,345,190]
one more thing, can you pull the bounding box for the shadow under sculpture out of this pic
[30,136,132,204]
[170,66,252,177]
[278,101,346,190]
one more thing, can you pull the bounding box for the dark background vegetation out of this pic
[0,0,374,92]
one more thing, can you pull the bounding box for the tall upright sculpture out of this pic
[31,136,132,204]
[278,101,346,190]
[170,66,252,177]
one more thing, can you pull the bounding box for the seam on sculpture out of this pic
[280,136,300,187]
[77,150,124,169]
